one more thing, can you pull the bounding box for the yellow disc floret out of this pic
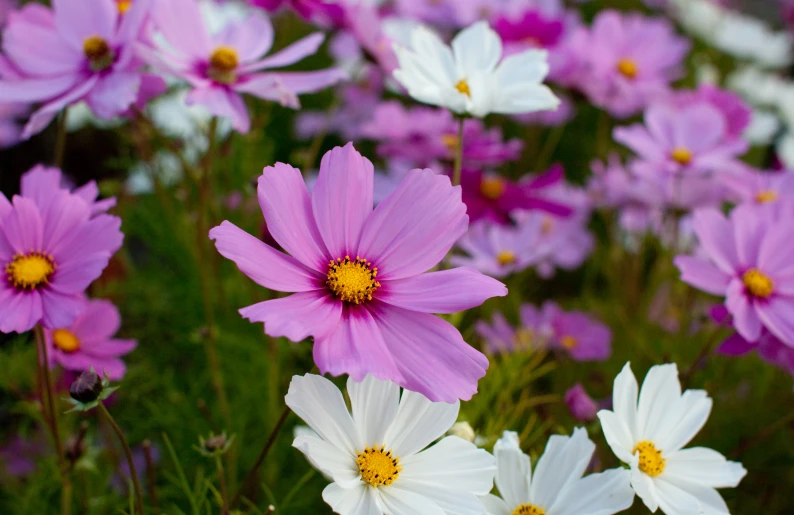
[53,329,81,353]
[512,504,545,515]
[480,177,506,199]
[356,446,401,487]
[327,256,380,304]
[117,0,132,13]
[209,46,239,84]
[634,440,665,477]
[497,250,517,266]
[670,147,693,166]
[743,268,774,299]
[83,36,114,71]
[560,335,577,349]
[6,252,56,291]
[755,190,778,204]
[616,58,638,79]
[441,133,460,152]
[455,79,471,97]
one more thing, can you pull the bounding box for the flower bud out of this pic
[564,383,599,422]
[70,371,103,403]
[446,421,476,443]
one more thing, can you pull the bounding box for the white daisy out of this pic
[286,373,496,515]
[392,21,559,118]
[481,429,634,515]
[597,363,747,515]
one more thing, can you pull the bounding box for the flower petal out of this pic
[347,374,400,446]
[293,434,360,487]
[383,389,459,458]
[757,297,794,347]
[493,431,531,508]
[185,87,250,134]
[637,363,681,439]
[673,256,731,296]
[692,209,740,275]
[725,279,762,342]
[377,484,445,515]
[530,428,594,508]
[665,447,746,488]
[240,290,341,342]
[551,468,634,515]
[322,483,381,515]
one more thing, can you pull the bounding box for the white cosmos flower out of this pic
[481,429,634,515]
[392,21,559,118]
[286,373,496,515]
[597,363,747,515]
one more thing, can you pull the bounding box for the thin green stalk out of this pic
[215,454,229,515]
[98,403,145,515]
[534,124,565,172]
[452,116,465,186]
[53,109,69,168]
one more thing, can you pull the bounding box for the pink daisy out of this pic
[45,298,136,380]
[20,164,116,216]
[0,192,123,333]
[144,0,347,133]
[674,205,794,346]
[210,144,506,402]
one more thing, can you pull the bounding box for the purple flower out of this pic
[249,0,345,28]
[565,383,599,422]
[513,209,594,278]
[20,164,116,216]
[144,0,346,133]
[720,167,794,207]
[475,303,555,354]
[567,10,690,117]
[45,298,136,380]
[669,85,751,141]
[0,0,154,138]
[675,204,794,346]
[548,304,612,361]
[0,190,123,333]
[210,143,506,402]
[614,103,748,177]
[0,433,47,477]
[0,101,27,148]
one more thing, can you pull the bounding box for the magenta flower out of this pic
[476,303,557,354]
[145,0,346,133]
[512,209,594,279]
[210,143,506,402]
[45,298,136,380]
[20,164,116,216]
[0,0,154,138]
[564,383,599,422]
[250,0,345,28]
[720,167,794,207]
[567,10,689,117]
[675,205,794,346]
[548,304,612,361]
[0,192,123,334]
[451,219,547,278]
[614,103,748,176]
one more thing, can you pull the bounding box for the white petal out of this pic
[378,485,446,515]
[612,363,639,439]
[551,468,635,515]
[488,83,559,116]
[322,482,381,515]
[630,463,662,512]
[529,428,594,508]
[452,21,502,77]
[664,447,747,488]
[656,391,712,453]
[348,375,400,446]
[493,431,532,508]
[637,364,681,438]
[480,494,511,515]
[409,26,457,87]
[653,477,709,515]
[664,476,731,515]
[383,390,459,457]
[285,374,362,455]
[293,434,359,486]
[400,436,496,504]
[597,410,635,464]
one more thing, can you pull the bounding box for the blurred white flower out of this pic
[392,21,559,117]
[598,363,747,515]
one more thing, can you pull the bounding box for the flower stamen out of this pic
[634,440,665,477]
[53,329,81,353]
[6,252,56,291]
[616,58,638,79]
[560,335,577,349]
[356,445,401,487]
[755,190,778,204]
[496,250,516,266]
[455,79,471,97]
[83,36,114,72]
[209,46,239,84]
[512,504,545,515]
[480,177,506,199]
[670,147,693,165]
[743,268,774,299]
[327,256,380,304]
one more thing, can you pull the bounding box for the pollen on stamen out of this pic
[512,503,546,515]
[480,177,506,200]
[53,329,81,353]
[560,335,577,349]
[83,36,114,71]
[755,190,778,204]
[208,46,239,84]
[670,147,693,165]
[356,445,401,487]
[455,79,471,97]
[326,256,380,304]
[616,58,638,79]
[496,250,516,266]
[5,251,56,291]
[743,268,774,299]
[633,440,665,477]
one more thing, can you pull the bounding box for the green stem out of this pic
[534,124,565,172]
[215,454,230,515]
[452,116,465,187]
[98,403,145,515]
[53,108,69,168]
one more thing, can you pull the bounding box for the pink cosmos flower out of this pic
[675,205,794,346]
[20,164,116,216]
[720,167,794,207]
[145,0,347,133]
[0,192,123,334]
[565,383,599,422]
[45,298,136,380]
[0,0,154,138]
[669,85,751,141]
[475,304,555,355]
[566,10,690,117]
[210,143,506,402]
[548,304,612,361]
[614,103,748,177]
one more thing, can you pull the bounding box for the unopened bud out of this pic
[70,371,103,403]
[447,421,476,443]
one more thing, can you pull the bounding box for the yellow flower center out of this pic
[327,256,380,305]
[83,36,114,71]
[755,190,778,204]
[117,0,132,13]
[480,177,506,200]
[616,58,638,79]
[670,147,693,165]
[634,440,665,477]
[356,446,401,487]
[742,268,774,299]
[441,133,460,152]
[541,216,554,235]
[514,328,535,348]
[455,79,471,97]
[496,250,517,266]
[5,252,56,291]
[512,504,545,515]
[560,335,577,349]
[209,46,239,84]
[53,329,81,353]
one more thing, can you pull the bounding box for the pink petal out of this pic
[757,297,794,347]
[239,290,341,342]
[240,33,325,73]
[311,143,373,258]
[42,191,91,255]
[4,196,43,254]
[51,212,122,264]
[20,165,61,207]
[758,223,794,275]
[212,12,273,63]
[53,0,116,52]
[23,75,100,139]
[152,0,212,60]
[673,256,731,296]
[56,352,127,380]
[725,279,762,343]
[257,162,328,272]
[85,72,141,119]
[370,302,488,402]
[210,221,322,292]
[0,75,80,104]
[357,169,468,280]
[50,255,111,294]
[236,69,348,107]
[613,125,664,161]
[379,267,506,314]
[185,87,250,134]
[39,288,82,329]
[80,339,137,359]
[71,299,119,340]
[2,16,82,76]
[732,207,764,268]
[717,333,754,356]
[674,104,726,153]
[645,105,676,148]
[313,306,403,383]
[0,288,42,334]
[692,209,740,275]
